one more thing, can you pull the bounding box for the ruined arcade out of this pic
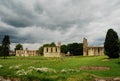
[83,38,104,56]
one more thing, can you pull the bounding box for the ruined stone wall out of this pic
[43,46,64,57]
[16,50,39,56]
[83,38,104,56]
[87,47,104,56]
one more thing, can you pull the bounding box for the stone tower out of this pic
[83,38,88,56]
[57,42,61,47]
[57,42,61,53]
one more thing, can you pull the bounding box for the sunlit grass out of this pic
[0,56,120,81]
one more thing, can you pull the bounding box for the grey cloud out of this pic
[34,2,44,14]
[0,0,95,29]
[0,0,120,49]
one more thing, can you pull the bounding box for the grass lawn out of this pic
[0,56,120,81]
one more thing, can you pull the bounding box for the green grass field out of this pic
[0,56,120,81]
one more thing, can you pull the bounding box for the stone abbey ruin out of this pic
[16,48,39,56]
[83,38,104,56]
[16,38,104,57]
[43,42,65,57]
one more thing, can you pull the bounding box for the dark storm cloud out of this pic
[0,0,36,27]
[0,0,120,49]
[0,0,95,29]
[1,0,44,28]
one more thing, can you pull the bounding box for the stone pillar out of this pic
[101,48,104,55]
[99,48,102,56]
[103,49,104,55]
[16,50,18,56]
[25,50,28,56]
[44,47,47,53]
[57,47,60,53]
[53,47,56,52]
[94,48,98,56]
[57,42,61,47]
[88,48,94,56]
[48,47,51,53]
[83,38,88,56]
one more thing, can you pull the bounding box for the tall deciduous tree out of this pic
[14,44,23,51]
[39,46,43,55]
[67,43,83,56]
[104,29,119,58]
[61,45,68,54]
[2,35,10,59]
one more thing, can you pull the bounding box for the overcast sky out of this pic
[0,0,120,50]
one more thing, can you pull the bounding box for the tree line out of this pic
[38,42,83,56]
[20,28,120,58]
[0,28,120,59]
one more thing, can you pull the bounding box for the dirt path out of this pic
[94,77,120,81]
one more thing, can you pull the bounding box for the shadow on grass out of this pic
[117,62,120,64]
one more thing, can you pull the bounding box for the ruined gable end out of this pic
[83,38,104,56]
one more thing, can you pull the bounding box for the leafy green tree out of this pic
[2,35,10,59]
[67,43,83,56]
[14,44,23,51]
[61,45,68,54]
[104,29,119,58]
[78,43,83,55]
[43,42,56,47]
[39,46,43,55]
[50,42,56,47]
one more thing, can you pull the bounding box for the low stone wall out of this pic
[80,66,110,70]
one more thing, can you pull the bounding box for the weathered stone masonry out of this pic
[43,42,64,57]
[83,38,104,56]
[16,39,104,57]
[16,48,39,56]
